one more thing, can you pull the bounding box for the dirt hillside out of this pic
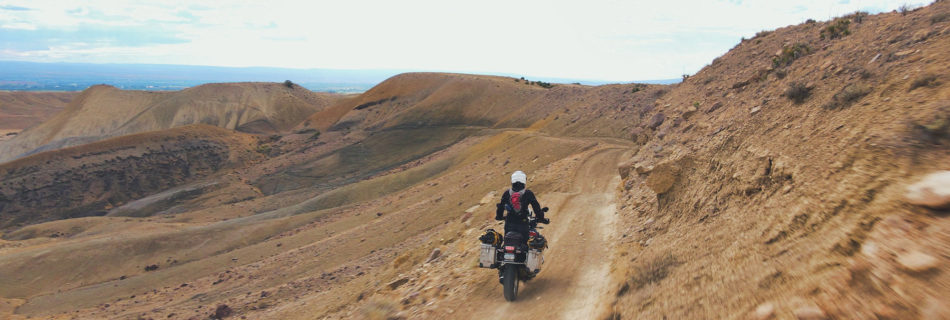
[0,3,949,320]
[0,83,343,164]
[0,91,74,140]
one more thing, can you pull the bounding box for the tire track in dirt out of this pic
[482,147,625,319]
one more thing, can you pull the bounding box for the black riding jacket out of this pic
[495,188,544,225]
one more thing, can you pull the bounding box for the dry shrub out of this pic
[909,73,940,91]
[211,304,233,319]
[774,68,788,79]
[899,4,915,15]
[932,12,950,24]
[359,298,399,320]
[824,83,871,109]
[784,82,812,103]
[772,43,811,67]
[909,107,950,145]
[630,254,679,289]
[847,11,869,23]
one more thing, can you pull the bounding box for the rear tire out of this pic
[503,265,519,301]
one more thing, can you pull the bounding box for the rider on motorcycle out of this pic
[495,171,549,240]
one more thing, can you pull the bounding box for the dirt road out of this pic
[474,147,626,319]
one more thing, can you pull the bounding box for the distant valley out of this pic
[0,61,667,93]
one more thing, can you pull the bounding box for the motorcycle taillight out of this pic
[504,246,515,253]
[529,230,538,237]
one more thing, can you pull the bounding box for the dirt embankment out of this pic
[0,125,259,231]
[604,3,950,319]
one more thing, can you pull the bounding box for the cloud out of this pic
[0,25,190,51]
[0,5,32,11]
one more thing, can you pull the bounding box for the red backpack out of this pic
[509,189,524,213]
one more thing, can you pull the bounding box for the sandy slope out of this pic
[0,91,73,131]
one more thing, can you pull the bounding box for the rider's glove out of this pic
[540,218,551,224]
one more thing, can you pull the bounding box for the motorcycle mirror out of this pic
[542,207,549,212]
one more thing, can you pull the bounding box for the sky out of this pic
[0,0,936,82]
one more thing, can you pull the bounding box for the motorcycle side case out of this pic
[526,249,543,273]
[479,244,496,268]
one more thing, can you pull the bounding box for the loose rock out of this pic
[212,304,232,319]
[904,171,950,208]
[388,277,410,290]
[645,160,681,195]
[648,113,666,129]
[753,302,775,320]
[426,248,442,263]
[897,251,938,272]
[793,305,826,320]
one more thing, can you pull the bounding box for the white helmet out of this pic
[511,171,527,185]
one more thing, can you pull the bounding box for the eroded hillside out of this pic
[0,83,342,163]
[0,3,948,320]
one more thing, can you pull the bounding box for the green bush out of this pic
[772,43,811,67]
[310,131,321,140]
[821,18,851,39]
[283,80,294,88]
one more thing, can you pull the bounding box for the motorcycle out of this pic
[478,207,550,301]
